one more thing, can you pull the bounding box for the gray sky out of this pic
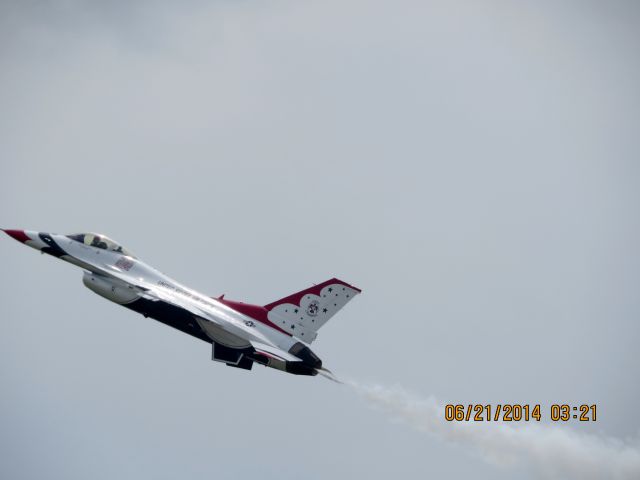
[1,1,639,479]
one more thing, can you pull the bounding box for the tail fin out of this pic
[264,278,361,343]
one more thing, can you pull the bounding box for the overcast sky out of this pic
[1,1,639,479]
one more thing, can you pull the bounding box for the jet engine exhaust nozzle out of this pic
[288,342,322,369]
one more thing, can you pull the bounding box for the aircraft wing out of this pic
[92,263,224,326]
[137,284,218,324]
[91,263,276,343]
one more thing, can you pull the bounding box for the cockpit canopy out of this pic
[67,233,136,258]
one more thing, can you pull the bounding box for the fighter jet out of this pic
[2,229,360,377]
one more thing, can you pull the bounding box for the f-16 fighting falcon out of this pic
[2,229,361,378]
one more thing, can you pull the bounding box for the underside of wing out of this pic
[249,340,301,362]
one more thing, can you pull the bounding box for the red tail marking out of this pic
[216,298,292,336]
[264,277,361,310]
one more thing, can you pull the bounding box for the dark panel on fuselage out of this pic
[39,233,67,258]
[125,297,211,343]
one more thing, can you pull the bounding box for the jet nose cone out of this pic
[2,229,31,243]
[2,230,48,251]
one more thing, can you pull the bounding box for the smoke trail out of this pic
[347,382,640,480]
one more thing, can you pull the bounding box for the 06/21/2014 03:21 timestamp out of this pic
[444,404,597,422]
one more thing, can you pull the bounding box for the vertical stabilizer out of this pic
[264,278,361,343]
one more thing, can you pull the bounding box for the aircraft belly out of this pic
[125,297,212,343]
[197,320,250,348]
